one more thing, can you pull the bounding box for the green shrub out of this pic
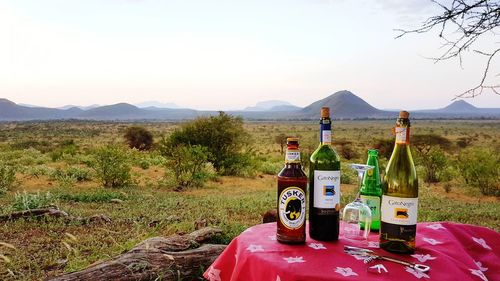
[50,167,92,182]
[137,159,151,170]
[458,147,500,196]
[12,191,56,211]
[124,126,154,151]
[416,146,448,183]
[166,112,252,175]
[0,163,16,195]
[50,140,79,162]
[160,144,212,189]
[260,161,282,175]
[91,145,132,188]
[22,165,54,178]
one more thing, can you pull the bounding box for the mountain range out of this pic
[1,91,499,121]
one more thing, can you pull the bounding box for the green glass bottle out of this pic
[309,107,341,241]
[360,149,382,231]
[380,111,419,254]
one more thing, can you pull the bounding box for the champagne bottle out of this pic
[277,137,307,244]
[380,111,418,254]
[360,149,382,231]
[309,107,341,241]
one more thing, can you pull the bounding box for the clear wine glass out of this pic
[341,164,373,242]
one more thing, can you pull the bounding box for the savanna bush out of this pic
[159,141,213,189]
[50,166,93,187]
[91,145,132,188]
[12,191,56,211]
[416,146,448,184]
[166,112,253,175]
[0,163,16,195]
[124,126,154,151]
[458,147,500,196]
[259,160,282,175]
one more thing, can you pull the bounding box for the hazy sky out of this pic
[1,0,499,110]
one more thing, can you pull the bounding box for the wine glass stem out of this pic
[355,171,364,200]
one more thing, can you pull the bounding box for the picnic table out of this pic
[204,222,499,281]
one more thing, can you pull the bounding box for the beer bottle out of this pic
[380,111,419,254]
[360,149,382,231]
[309,107,341,241]
[277,137,307,244]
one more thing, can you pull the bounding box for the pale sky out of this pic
[0,0,499,110]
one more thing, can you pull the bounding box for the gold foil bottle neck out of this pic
[399,111,410,119]
[321,107,330,118]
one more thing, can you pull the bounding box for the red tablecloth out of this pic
[203,222,499,281]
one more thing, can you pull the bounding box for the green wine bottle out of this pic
[309,107,341,241]
[380,111,418,254]
[360,149,382,231]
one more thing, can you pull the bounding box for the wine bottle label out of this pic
[279,187,306,229]
[313,170,340,209]
[360,195,380,221]
[321,130,332,144]
[381,195,418,225]
[285,149,301,163]
[395,127,409,144]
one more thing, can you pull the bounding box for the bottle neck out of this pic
[320,118,332,145]
[285,148,301,164]
[394,118,410,146]
[362,155,381,190]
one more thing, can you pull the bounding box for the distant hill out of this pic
[244,100,296,111]
[442,100,477,112]
[299,90,387,119]
[0,98,76,120]
[1,93,499,121]
[77,103,147,119]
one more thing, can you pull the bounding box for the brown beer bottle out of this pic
[277,137,307,244]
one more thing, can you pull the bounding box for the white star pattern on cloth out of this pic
[246,244,264,253]
[283,256,306,263]
[475,260,488,272]
[473,237,492,250]
[335,267,358,277]
[276,276,281,281]
[422,237,443,245]
[470,269,489,281]
[368,241,380,248]
[369,264,388,273]
[308,243,326,250]
[426,223,446,230]
[406,267,430,279]
[206,266,222,281]
[411,254,437,263]
[268,235,277,241]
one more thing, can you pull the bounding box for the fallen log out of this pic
[0,207,69,222]
[47,227,227,281]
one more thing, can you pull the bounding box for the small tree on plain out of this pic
[91,145,132,188]
[124,126,154,151]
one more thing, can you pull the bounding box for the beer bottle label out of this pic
[313,170,340,209]
[279,187,306,229]
[360,195,380,221]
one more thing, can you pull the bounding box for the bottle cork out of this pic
[399,111,410,119]
[321,107,330,118]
